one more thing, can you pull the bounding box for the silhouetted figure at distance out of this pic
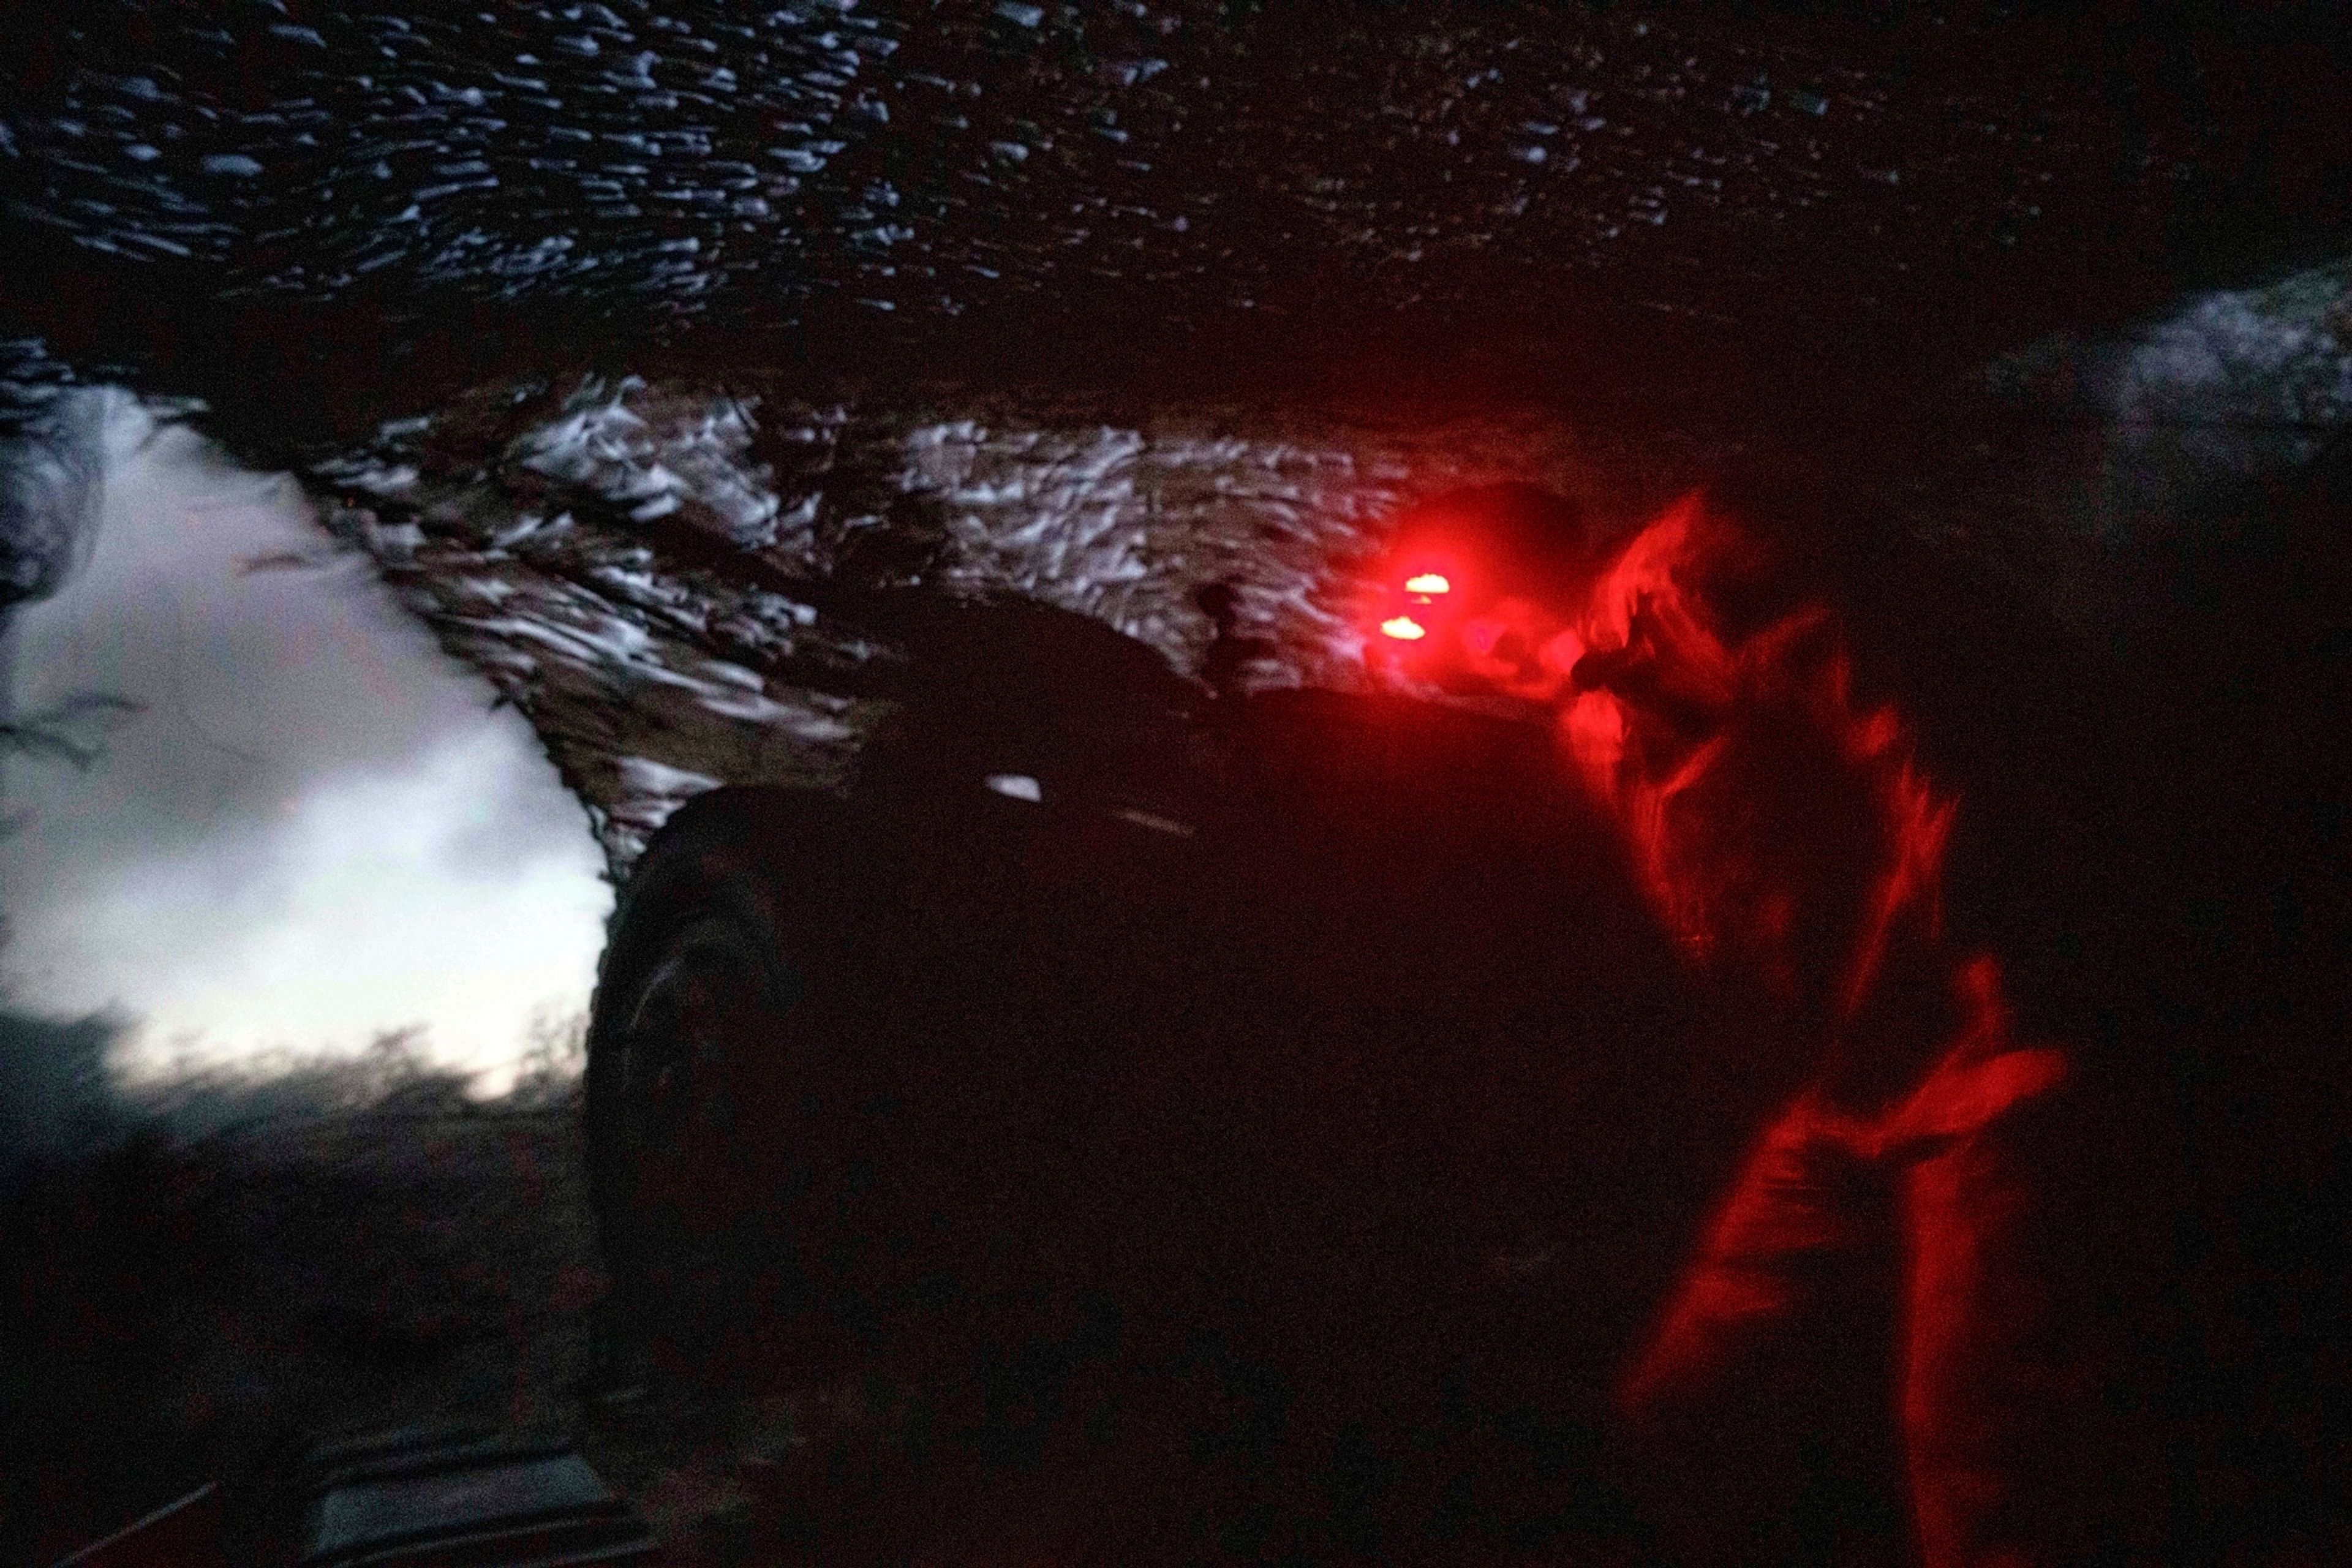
[1194,581,1275,701]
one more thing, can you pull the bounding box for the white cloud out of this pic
[2,397,610,1097]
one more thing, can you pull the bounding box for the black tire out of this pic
[585,787,881,1384]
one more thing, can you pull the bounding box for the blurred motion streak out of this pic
[1556,496,2075,1566]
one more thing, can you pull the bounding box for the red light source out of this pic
[1380,616,1428,641]
[1538,628,1586,676]
[1405,572,1452,596]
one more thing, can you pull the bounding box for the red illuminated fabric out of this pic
[1555,498,2083,1565]
[1621,979,2070,1568]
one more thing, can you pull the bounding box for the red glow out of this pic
[1444,597,1574,700]
[1557,496,1953,1019]
[1380,615,1428,641]
[1537,628,1586,677]
[1404,572,1452,596]
[1569,496,2069,1566]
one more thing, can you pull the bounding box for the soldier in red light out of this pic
[1553,499,2081,1566]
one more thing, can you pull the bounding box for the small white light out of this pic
[984,773,1043,802]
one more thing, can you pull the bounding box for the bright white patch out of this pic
[984,772,1043,802]
[603,756,724,847]
[510,375,783,546]
[0,400,611,1098]
[311,456,419,495]
[616,756,723,799]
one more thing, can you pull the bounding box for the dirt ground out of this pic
[2,1079,603,1564]
[1,1033,983,1567]
[3,1069,1646,1567]
[0,1076,929,1566]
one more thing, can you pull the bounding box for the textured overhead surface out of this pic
[298,371,1678,872]
[3,1,2347,418]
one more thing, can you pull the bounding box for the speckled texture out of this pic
[4,2,2344,382]
[298,368,1716,874]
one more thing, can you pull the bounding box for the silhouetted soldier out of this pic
[1194,581,1275,702]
